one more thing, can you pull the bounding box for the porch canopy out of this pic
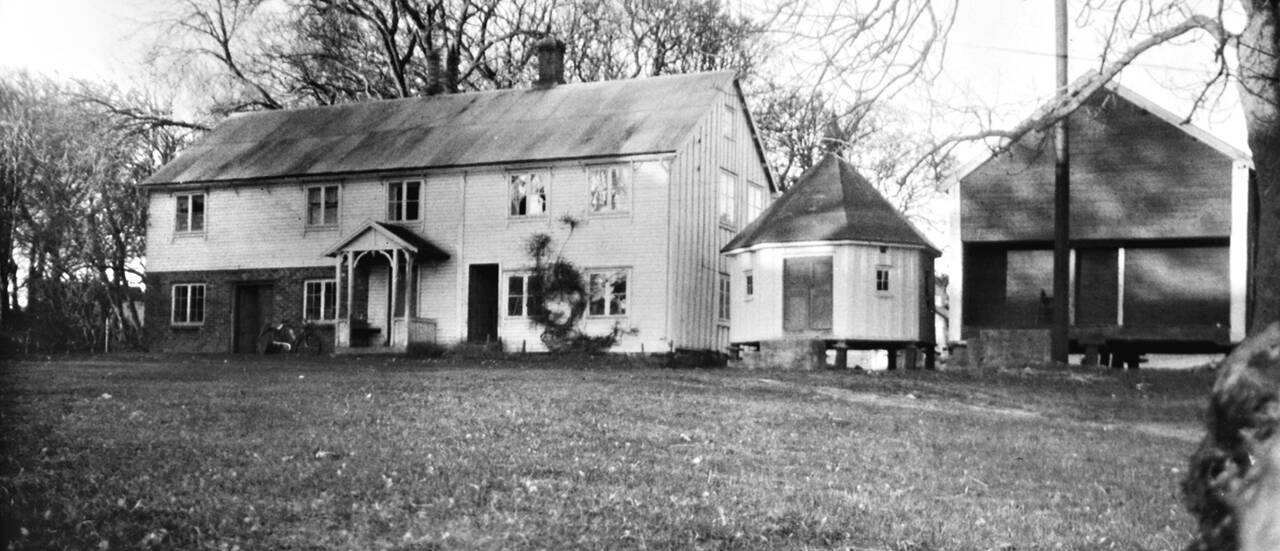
[323,220,450,349]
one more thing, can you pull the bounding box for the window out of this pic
[723,103,735,140]
[588,166,628,213]
[175,193,205,233]
[171,283,205,325]
[509,173,547,216]
[304,279,337,321]
[307,185,340,227]
[745,270,754,299]
[718,273,731,320]
[746,182,765,222]
[587,269,628,316]
[718,170,736,226]
[876,267,892,293]
[506,274,544,317]
[387,180,422,222]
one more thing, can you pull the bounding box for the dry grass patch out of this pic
[1,355,1210,550]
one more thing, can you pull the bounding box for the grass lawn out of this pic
[0,354,1214,550]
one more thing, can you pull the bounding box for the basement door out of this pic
[233,284,273,353]
[467,264,500,344]
[783,256,833,332]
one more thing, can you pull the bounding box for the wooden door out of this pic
[467,264,500,343]
[234,284,273,353]
[1075,248,1119,326]
[783,256,833,332]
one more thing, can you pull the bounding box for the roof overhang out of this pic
[322,220,451,260]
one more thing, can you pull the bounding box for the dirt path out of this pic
[750,377,1201,444]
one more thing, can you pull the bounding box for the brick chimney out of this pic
[533,35,566,88]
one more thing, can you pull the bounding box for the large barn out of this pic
[953,79,1254,367]
[723,154,940,369]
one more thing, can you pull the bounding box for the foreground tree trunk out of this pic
[1239,2,1279,335]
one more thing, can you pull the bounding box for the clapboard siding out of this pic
[961,90,1233,242]
[667,87,773,351]
[728,244,925,343]
[459,159,672,353]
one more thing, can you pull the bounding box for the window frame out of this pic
[745,182,765,222]
[505,273,544,318]
[306,184,341,228]
[170,283,206,326]
[718,272,731,321]
[303,279,338,322]
[718,170,737,228]
[175,192,206,235]
[744,270,754,300]
[875,266,893,294]
[586,268,629,318]
[386,180,423,222]
[722,102,736,140]
[587,165,629,215]
[508,172,549,218]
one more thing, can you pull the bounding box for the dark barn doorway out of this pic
[467,264,500,344]
[234,284,274,353]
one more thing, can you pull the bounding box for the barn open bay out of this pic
[1,356,1203,550]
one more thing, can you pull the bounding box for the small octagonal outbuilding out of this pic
[721,154,941,368]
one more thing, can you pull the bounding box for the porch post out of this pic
[346,251,355,321]
[390,249,400,347]
[333,254,343,318]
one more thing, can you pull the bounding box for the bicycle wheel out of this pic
[297,332,323,356]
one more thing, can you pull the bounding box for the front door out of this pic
[1075,248,1119,326]
[783,256,833,332]
[467,264,500,344]
[234,284,273,353]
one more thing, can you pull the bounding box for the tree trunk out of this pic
[1239,2,1280,335]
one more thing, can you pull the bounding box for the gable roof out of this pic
[956,76,1251,183]
[145,71,773,188]
[321,220,450,260]
[722,154,938,255]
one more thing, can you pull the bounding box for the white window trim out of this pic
[746,181,765,222]
[717,272,731,321]
[386,180,423,223]
[504,272,539,318]
[508,171,550,218]
[718,169,737,229]
[875,265,893,296]
[305,184,341,229]
[586,268,630,318]
[723,102,735,141]
[586,164,630,215]
[170,283,205,326]
[744,270,754,301]
[303,279,338,323]
[174,192,206,236]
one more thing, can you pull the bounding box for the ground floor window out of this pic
[171,283,206,325]
[587,269,628,317]
[506,273,544,317]
[304,279,337,321]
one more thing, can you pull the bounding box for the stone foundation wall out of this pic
[733,339,828,370]
[145,267,335,353]
[970,329,1051,367]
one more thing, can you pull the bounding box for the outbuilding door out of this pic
[233,284,273,353]
[783,256,833,332]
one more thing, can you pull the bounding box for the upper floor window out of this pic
[506,273,544,317]
[171,283,205,326]
[718,170,736,227]
[746,182,765,222]
[176,193,205,233]
[744,270,754,299]
[876,267,892,293]
[718,273,731,321]
[509,173,547,216]
[307,185,339,227]
[303,279,337,321]
[587,269,628,317]
[588,166,628,213]
[723,103,735,140]
[387,180,421,222]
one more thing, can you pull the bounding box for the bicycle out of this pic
[258,319,324,355]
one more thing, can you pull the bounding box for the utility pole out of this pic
[1051,0,1071,363]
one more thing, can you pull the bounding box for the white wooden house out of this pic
[722,154,940,368]
[140,42,775,354]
